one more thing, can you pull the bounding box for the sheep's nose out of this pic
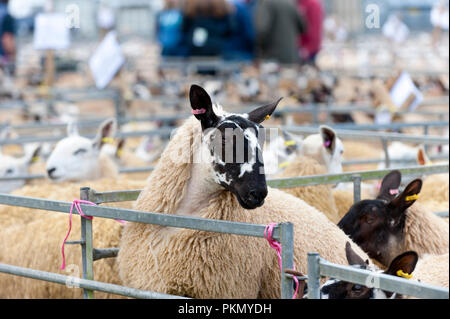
[47,167,56,178]
[247,188,267,206]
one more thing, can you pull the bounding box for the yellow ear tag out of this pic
[278,161,290,168]
[116,149,124,158]
[265,114,271,121]
[31,156,39,163]
[102,137,115,144]
[405,194,419,201]
[284,140,296,146]
[396,270,412,279]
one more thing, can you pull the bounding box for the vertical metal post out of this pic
[307,253,321,299]
[381,139,390,168]
[424,125,429,154]
[352,175,361,203]
[80,187,94,299]
[280,222,295,299]
[312,106,319,124]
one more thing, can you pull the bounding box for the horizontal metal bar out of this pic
[267,164,449,188]
[319,259,449,299]
[0,263,187,299]
[342,154,449,166]
[93,248,119,261]
[0,194,281,241]
[281,126,449,145]
[2,124,448,146]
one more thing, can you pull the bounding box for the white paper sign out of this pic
[389,72,423,111]
[89,31,125,89]
[33,13,70,50]
[375,110,393,125]
[382,14,409,43]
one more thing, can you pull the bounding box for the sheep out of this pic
[0,142,41,193]
[117,85,370,299]
[45,118,119,182]
[0,176,148,298]
[412,253,449,289]
[319,242,448,299]
[275,155,340,223]
[415,147,449,216]
[263,125,343,178]
[338,177,449,267]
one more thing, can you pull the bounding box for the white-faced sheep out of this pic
[275,155,340,223]
[45,118,119,182]
[415,147,449,216]
[0,141,41,193]
[338,178,449,267]
[117,85,370,299]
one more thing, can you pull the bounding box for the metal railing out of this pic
[0,164,448,299]
[0,190,295,299]
[306,253,449,299]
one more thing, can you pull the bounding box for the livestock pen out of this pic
[0,164,448,299]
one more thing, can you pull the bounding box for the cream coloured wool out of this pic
[117,116,369,299]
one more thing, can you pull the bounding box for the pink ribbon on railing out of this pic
[264,223,299,299]
[60,199,126,270]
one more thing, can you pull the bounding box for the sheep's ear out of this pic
[417,146,431,166]
[0,125,11,141]
[388,179,422,216]
[247,98,282,124]
[384,251,418,277]
[93,118,117,150]
[320,125,336,154]
[23,144,41,165]
[345,242,366,266]
[189,84,219,130]
[116,138,125,158]
[67,120,79,136]
[377,170,402,202]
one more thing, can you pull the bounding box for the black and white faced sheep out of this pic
[117,85,370,299]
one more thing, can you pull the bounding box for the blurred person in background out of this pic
[296,0,323,66]
[0,0,16,74]
[430,0,449,49]
[254,0,306,64]
[156,0,188,56]
[182,0,235,57]
[224,0,255,61]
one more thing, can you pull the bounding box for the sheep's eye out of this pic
[73,148,87,156]
[351,285,362,293]
[365,215,375,224]
[6,168,14,175]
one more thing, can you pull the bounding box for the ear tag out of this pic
[284,140,296,146]
[279,161,290,168]
[323,140,331,148]
[405,194,419,201]
[31,156,39,163]
[192,108,207,115]
[389,189,399,195]
[102,137,115,144]
[116,149,124,158]
[396,270,412,279]
[265,114,271,121]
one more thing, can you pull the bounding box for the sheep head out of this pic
[45,118,117,182]
[320,242,418,299]
[189,84,281,210]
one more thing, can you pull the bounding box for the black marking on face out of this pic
[207,115,268,210]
